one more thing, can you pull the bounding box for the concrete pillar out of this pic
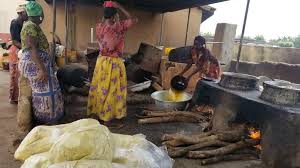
[212,23,237,71]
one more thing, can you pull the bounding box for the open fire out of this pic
[248,127,262,150]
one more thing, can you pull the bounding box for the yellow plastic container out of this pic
[56,57,65,67]
[55,49,77,67]
[164,47,174,56]
[67,50,77,63]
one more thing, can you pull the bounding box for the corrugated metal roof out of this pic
[45,0,227,12]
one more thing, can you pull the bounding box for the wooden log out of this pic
[233,148,260,157]
[162,125,245,147]
[163,139,185,147]
[161,131,213,141]
[167,140,230,157]
[200,154,258,165]
[187,139,260,159]
[163,129,244,147]
[138,116,199,124]
[142,110,207,122]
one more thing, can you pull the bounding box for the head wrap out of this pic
[194,36,206,48]
[16,5,26,13]
[25,0,43,17]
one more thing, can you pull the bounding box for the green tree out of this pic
[294,35,300,48]
[254,35,266,42]
[269,36,297,48]
[201,32,214,37]
[278,41,294,48]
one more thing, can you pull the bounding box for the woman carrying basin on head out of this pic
[87,1,138,128]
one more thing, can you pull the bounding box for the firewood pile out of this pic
[136,104,214,124]
[161,124,261,165]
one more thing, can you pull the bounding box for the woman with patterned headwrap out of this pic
[87,1,138,128]
[19,0,64,125]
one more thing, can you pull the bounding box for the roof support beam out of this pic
[235,0,251,72]
[51,0,57,66]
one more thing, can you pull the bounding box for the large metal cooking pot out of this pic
[219,72,259,90]
[260,80,300,105]
[151,90,192,111]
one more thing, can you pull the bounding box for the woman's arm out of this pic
[26,34,48,81]
[114,2,138,23]
[179,61,193,76]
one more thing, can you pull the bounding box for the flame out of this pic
[249,128,261,139]
[248,127,262,150]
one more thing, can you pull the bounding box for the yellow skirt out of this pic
[87,56,127,121]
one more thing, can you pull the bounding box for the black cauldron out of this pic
[171,75,188,91]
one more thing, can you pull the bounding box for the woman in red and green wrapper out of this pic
[179,36,221,81]
[8,5,28,104]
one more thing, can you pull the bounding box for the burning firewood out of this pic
[187,139,260,159]
[162,129,245,147]
[167,140,230,157]
[200,154,258,165]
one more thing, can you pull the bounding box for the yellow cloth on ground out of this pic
[14,119,111,161]
[87,56,127,121]
[15,119,174,168]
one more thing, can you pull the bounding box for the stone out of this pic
[212,23,237,71]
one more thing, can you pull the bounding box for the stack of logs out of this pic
[137,105,213,125]
[161,125,261,165]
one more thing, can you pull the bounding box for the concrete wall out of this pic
[207,43,300,65]
[229,60,300,84]
[38,0,202,53]
[232,44,300,64]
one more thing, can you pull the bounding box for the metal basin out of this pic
[260,80,300,105]
[151,90,192,111]
[219,72,259,91]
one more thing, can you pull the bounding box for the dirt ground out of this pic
[0,70,263,168]
[0,70,22,168]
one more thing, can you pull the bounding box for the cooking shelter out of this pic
[43,0,228,63]
[41,0,280,167]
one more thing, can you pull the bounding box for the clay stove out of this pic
[192,73,300,168]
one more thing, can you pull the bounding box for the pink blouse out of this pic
[96,19,133,57]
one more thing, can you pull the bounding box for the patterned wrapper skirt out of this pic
[18,49,64,124]
[8,45,19,102]
[87,56,127,122]
[9,62,19,102]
